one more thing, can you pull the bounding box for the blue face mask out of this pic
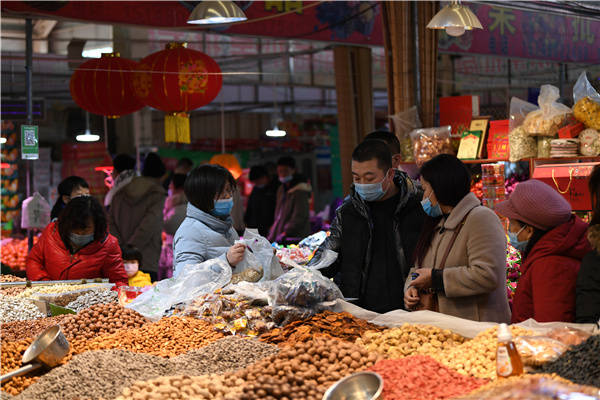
[279,175,293,184]
[213,198,234,217]
[421,196,442,218]
[508,225,528,252]
[354,171,390,202]
[70,233,94,248]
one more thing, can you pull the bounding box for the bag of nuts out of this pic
[522,85,572,136]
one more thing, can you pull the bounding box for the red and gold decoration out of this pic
[133,42,223,143]
[209,153,243,180]
[70,53,144,118]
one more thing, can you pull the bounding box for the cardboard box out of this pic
[532,162,600,210]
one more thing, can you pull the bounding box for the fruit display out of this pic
[0,237,37,271]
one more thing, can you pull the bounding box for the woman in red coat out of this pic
[496,180,591,323]
[27,196,128,286]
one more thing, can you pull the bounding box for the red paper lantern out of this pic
[70,53,144,118]
[133,42,222,143]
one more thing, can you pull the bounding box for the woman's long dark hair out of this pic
[57,196,107,252]
[50,176,89,220]
[413,154,471,266]
[590,164,600,227]
[184,165,236,213]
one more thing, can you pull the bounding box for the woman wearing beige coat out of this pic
[404,155,510,323]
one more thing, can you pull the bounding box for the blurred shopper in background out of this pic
[245,165,279,237]
[159,173,188,279]
[268,156,311,243]
[50,176,90,221]
[109,152,167,281]
[105,154,136,208]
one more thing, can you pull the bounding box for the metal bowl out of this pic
[322,372,383,400]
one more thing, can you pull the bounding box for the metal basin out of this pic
[22,325,70,367]
[322,372,383,400]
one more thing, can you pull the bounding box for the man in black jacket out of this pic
[245,165,280,237]
[309,140,425,313]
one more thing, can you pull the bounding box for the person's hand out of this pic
[410,268,433,290]
[226,243,246,267]
[404,287,420,309]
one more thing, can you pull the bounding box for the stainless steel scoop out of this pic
[0,325,70,383]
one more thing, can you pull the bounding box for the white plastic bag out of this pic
[234,229,284,282]
[306,249,338,270]
[573,71,600,130]
[126,257,232,320]
[522,85,572,136]
[573,71,600,104]
[21,192,51,229]
[391,106,422,162]
[267,267,343,308]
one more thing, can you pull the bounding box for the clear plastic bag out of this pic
[391,106,422,162]
[267,267,343,308]
[573,71,600,130]
[514,336,569,366]
[21,192,51,229]
[509,97,539,132]
[126,257,232,320]
[546,326,592,347]
[410,125,454,166]
[509,127,537,162]
[523,85,572,136]
[233,229,284,282]
[306,249,338,270]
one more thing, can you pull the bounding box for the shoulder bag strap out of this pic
[437,208,473,270]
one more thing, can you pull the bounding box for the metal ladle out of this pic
[0,325,70,383]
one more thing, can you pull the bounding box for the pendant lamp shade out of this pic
[187,1,247,25]
[427,1,483,32]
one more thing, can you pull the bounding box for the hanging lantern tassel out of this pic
[165,112,190,144]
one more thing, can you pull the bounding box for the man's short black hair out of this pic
[142,152,166,178]
[112,154,136,173]
[352,139,392,171]
[277,156,296,169]
[184,165,236,213]
[172,173,187,190]
[176,157,194,169]
[363,130,401,155]
[121,244,143,268]
[249,165,268,182]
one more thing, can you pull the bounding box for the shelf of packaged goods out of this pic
[399,156,600,167]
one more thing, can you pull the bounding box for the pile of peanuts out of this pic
[260,311,384,345]
[235,336,381,400]
[60,303,148,351]
[83,316,224,357]
[115,374,245,400]
[14,283,104,299]
[432,326,533,380]
[356,323,466,358]
[1,315,69,343]
[0,274,25,282]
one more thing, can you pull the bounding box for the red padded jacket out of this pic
[511,216,591,323]
[26,222,128,286]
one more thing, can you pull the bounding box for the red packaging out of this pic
[532,162,600,210]
[557,122,585,139]
[439,95,480,136]
[487,120,510,160]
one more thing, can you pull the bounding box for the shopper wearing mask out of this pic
[576,164,600,323]
[173,165,245,276]
[496,179,591,323]
[27,196,128,286]
[50,176,90,221]
[405,154,510,323]
[308,140,425,313]
[121,245,152,288]
[268,156,312,243]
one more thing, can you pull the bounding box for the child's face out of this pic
[123,260,139,278]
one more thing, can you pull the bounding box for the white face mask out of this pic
[123,262,139,278]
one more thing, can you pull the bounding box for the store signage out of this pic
[21,125,39,160]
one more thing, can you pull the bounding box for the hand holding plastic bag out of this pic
[126,258,232,320]
[233,229,284,282]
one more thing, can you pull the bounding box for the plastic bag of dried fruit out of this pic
[267,267,343,308]
[390,106,422,162]
[573,71,600,130]
[126,257,232,320]
[514,336,569,366]
[522,85,572,136]
[232,229,284,282]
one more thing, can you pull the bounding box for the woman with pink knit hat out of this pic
[495,179,591,323]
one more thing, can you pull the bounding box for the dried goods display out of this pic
[356,324,465,358]
[540,335,600,387]
[65,288,118,312]
[509,127,537,162]
[1,338,42,395]
[0,295,45,323]
[0,274,26,283]
[411,126,454,166]
[573,97,600,130]
[260,310,384,345]
[84,316,224,357]
[522,85,572,136]
[579,128,600,156]
[181,293,275,336]
[432,326,534,380]
[368,356,487,400]
[455,374,600,399]
[236,336,380,400]
[1,315,69,343]
[514,336,568,366]
[546,326,592,347]
[14,283,107,303]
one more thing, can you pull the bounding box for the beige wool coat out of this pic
[405,193,511,323]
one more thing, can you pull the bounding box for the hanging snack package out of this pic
[523,85,572,136]
[508,97,538,162]
[391,106,422,162]
[514,336,569,366]
[410,125,454,166]
[579,129,600,156]
[573,71,600,130]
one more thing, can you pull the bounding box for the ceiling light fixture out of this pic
[266,127,286,137]
[76,111,100,142]
[187,1,248,25]
[427,0,483,37]
[0,137,6,144]
[265,84,287,138]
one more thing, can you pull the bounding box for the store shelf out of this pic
[399,156,600,167]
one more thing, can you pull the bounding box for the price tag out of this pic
[21,125,39,160]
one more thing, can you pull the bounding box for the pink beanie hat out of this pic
[495,179,572,231]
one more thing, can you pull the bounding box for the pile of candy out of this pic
[506,243,522,307]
